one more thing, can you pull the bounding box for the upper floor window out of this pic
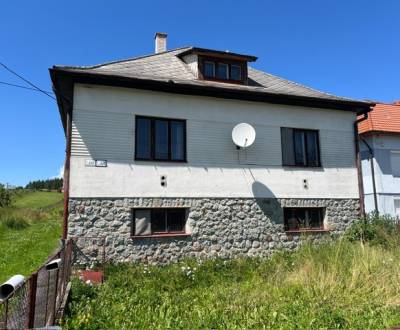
[281,127,321,167]
[200,58,244,83]
[390,151,400,177]
[135,116,186,162]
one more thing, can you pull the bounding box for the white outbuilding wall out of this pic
[69,84,359,199]
[360,134,400,217]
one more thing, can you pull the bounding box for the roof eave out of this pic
[51,68,373,132]
[178,47,258,62]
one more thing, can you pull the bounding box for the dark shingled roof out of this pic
[53,46,370,106]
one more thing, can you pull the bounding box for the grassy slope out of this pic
[0,191,62,282]
[13,191,63,209]
[63,240,400,329]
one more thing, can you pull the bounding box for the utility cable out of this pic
[0,62,56,100]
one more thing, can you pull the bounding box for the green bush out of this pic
[2,216,29,229]
[0,184,11,208]
[345,212,400,247]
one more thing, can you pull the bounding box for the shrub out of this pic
[0,184,11,208]
[2,216,29,229]
[345,212,400,247]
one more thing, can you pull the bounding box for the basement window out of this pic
[284,208,325,232]
[132,208,188,237]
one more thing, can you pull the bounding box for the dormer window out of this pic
[200,58,245,84]
[217,63,229,80]
[230,65,242,81]
[179,47,257,85]
[203,61,215,78]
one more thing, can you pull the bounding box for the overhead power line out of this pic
[0,80,54,94]
[0,62,56,100]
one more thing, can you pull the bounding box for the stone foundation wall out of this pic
[68,198,359,265]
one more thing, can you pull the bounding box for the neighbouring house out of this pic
[358,102,400,218]
[50,33,373,264]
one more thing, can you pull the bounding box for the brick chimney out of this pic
[155,32,167,53]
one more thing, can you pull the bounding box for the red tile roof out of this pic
[358,102,400,134]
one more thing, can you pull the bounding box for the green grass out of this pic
[0,191,63,282]
[13,190,63,209]
[63,239,400,329]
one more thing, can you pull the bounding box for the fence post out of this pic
[52,268,59,325]
[26,272,38,329]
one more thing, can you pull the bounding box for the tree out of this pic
[25,178,63,191]
[0,183,12,207]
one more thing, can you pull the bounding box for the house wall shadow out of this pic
[252,181,284,225]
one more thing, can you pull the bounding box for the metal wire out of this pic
[0,239,74,329]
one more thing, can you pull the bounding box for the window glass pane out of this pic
[294,130,306,165]
[284,209,299,230]
[308,209,323,228]
[155,120,169,160]
[134,209,151,235]
[167,209,186,232]
[204,61,215,77]
[306,131,319,166]
[281,128,295,165]
[394,199,400,219]
[152,209,166,233]
[391,151,400,177]
[136,118,151,159]
[171,121,185,161]
[216,63,229,80]
[294,209,307,229]
[230,65,241,80]
[285,208,306,230]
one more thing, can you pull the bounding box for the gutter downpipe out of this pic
[354,113,369,219]
[62,110,72,240]
[360,137,378,214]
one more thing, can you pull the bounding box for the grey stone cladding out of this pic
[68,198,359,265]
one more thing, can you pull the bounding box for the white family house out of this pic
[51,33,373,263]
[359,102,400,218]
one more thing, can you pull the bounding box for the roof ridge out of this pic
[375,102,400,107]
[249,66,355,101]
[54,46,193,70]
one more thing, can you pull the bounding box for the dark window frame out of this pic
[281,127,321,167]
[131,208,188,237]
[283,207,326,232]
[135,115,187,162]
[198,57,247,84]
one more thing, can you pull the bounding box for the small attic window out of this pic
[216,63,229,80]
[200,57,246,84]
[230,65,242,81]
[203,61,215,78]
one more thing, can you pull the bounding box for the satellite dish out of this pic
[232,123,256,148]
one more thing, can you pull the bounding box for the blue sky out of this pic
[0,0,399,186]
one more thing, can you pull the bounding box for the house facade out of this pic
[51,34,372,263]
[358,102,400,218]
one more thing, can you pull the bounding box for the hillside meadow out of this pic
[0,190,62,282]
